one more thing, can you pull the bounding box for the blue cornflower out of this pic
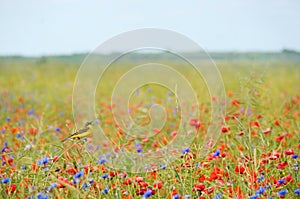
[249,195,259,199]
[137,148,143,153]
[173,194,180,199]
[42,157,49,164]
[28,109,35,115]
[294,189,300,195]
[135,142,141,148]
[1,142,7,152]
[247,108,252,115]
[264,185,272,189]
[212,192,222,199]
[74,170,84,179]
[256,178,261,182]
[81,182,89,190]
[43,167,49,171]
[1,178,10,184]
[37,159,43,166]
[102,186,109,194]
[182,147,190,154]
[94,119,100,124]
[6,117,11,122]
[257,175,265,182]
[98,157,106,164]
[142,189,152,198]
[277,189,288,197]
[47,182,56,191]
[277,179,286,184]
[102,173,109,179]
[255,186,266,195]
[55,127,60,132]
[161,164,166,170]
[292,154,299,159]
[213,149,220,157]
[37,192,48,199]
[88,178,94,184]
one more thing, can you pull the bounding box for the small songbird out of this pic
[61,121,93,142]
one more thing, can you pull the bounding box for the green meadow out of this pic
[0,53,300,198]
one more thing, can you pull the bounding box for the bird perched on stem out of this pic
[61,121,93,142]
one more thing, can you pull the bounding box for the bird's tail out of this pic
[61,136,71,142]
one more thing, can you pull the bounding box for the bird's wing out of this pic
[74,127,89,135]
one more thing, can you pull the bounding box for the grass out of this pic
[0,59,299,198]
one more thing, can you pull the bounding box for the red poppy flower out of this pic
[203,186,214,194]
[198,174,205,182]
[5,184,17,194]
[235,165,245,174]
[122,178,132,185]
[237,131,244,136]
[231,99,240,106]
[153,181,162,189]
[152,141,159,148]
[138,181,149,188]
[153,128,160,134]
[221,126,230,133]
[109,171,116,177]
[52,156,59,162]
[276,134,285,142]
[66,167,77,175]
[189,118,201,130]
[135,176,143,183]
[192,183,205,191]
[28,127,38,135]
[135,187,147,195]
[18,97,23,103]
[283,174,293,183]
[284,149,294,155]
[170,131,178,137]
[276,162,288,170]
[65,119,72,127]
[262,128,271,134]
[252,121,260,128]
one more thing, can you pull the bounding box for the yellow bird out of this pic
[61,121,93,142]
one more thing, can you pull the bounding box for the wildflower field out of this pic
[0,58,300,199]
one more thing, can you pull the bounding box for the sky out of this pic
[0,0,300,56]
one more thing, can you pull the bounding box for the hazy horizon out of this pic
[1,0,300,56]
[2,49,300,58]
